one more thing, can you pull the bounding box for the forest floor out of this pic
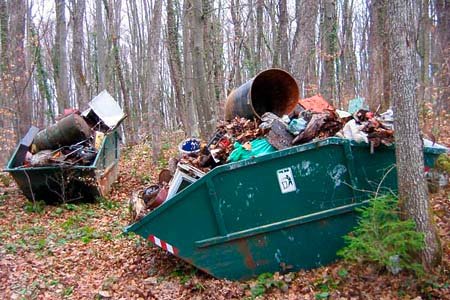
[0,124,449,300]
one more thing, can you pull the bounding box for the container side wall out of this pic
[213,144,356,233]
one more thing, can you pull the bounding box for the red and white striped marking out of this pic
[148,235,179,255]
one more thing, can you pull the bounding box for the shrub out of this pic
[338,195,425,276]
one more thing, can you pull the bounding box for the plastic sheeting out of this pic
[227,138,276,162]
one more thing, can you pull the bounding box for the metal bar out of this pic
[195,200,369,248]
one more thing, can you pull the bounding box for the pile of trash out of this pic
[11,91,125,169]
[130,94,396,220]
[178,117,267,172]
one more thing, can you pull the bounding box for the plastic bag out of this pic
[342,119,368,143]
[227,138,276,162]
[288,118,307,135]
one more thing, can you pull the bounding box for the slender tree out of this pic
[70,0,89,106]
[54,0,69,111]
[434,0,450,113]
[229,0,243,86]
[273,0,288,69]
[255,0,263,70]
[0,0,8,77]
[320,0,338,104]
[148,0,163,161]
[95,0,107,91]
[368,0,390,111]
[182,0,199,136]
[191,0,215,137]
[9,0,29,136]
[167,0,187,132]
[292,0,319,97]
[340,0,357,103]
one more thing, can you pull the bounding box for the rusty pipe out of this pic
[224,68,299,120]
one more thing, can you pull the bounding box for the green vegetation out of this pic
[170,266,198,284]
[62,285,74,297]
[436,153,450,173]
[313,268,348,299]
[63,203,78,211]
[5,243,18,254]
[59,214,102,243]
[338,195,425,276]
[250,273,287,299]
[0,194,8,205]
[0,173,13,187]
[97,196,120,210]
[140,174,152,184]
[23,200,46,214]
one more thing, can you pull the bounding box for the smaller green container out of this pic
[4,130,120,203]
[125,138,447,280]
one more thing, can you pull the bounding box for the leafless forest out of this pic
[0,0,448,162]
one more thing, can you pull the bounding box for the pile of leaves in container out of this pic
[0,128,449,299]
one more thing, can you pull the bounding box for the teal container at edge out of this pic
[4,130,120,203]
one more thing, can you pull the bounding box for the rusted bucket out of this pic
[225,69,299,120]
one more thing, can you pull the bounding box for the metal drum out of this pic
[225,68,299,120]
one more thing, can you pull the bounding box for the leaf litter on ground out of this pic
[0,127,449,299]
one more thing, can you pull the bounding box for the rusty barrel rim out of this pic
[225,68,299,120]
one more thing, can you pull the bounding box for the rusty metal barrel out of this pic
[33,113,92,152]
[225,69,299,120]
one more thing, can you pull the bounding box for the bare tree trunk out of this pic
[105,0,133,143]
[417,0,430,112]
[128,0,144,134]
[0,0,8,78]
[278,0,289,70]
[167,0,187,132]
[292,0,319,97]
[183,0,198,136]
[229,0,243,86]
[202,0,216,109]
[320,0,337,104]
[148,0,163,161]
[255,0,263,70]
[70,0,89,107]
[368,0,390,111]
[434,0,450,113]
[340,0,357,104]
[9,0,29,137]
[54,0,69,111]
[204,0,225,111]
[388,0,441,270]
[30,24,55,123]
[96,0,106,91]
[25,3,34,124]
[210,0,225,110]
[191,0,215,137]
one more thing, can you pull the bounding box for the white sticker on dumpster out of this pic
[277,168,296,193]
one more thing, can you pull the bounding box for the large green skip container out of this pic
[4,130,120,203]
[125,137,447,280]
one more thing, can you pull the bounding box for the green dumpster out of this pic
[4,130,120,203]
[125,137,447,280]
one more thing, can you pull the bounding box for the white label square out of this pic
[277,167,297,194]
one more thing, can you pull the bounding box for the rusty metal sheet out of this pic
[298,94,334,113]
